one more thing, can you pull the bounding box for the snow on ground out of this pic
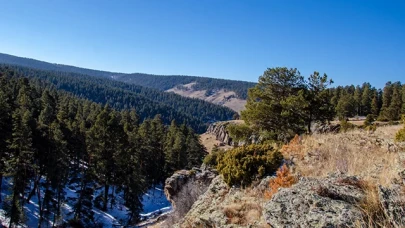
[0,178,171,227]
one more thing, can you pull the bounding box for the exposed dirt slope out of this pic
[166,82,247,113]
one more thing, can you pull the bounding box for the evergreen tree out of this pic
[402,85,405,114]
[371,90,380,117]
[353,85,362,116]
[379,82,393,120]
[336,92,356,119]
[0,80,11,202]
[241,67,306,140]
[6,82,36,227]
[361,83,372,115]
[386,83,402,121]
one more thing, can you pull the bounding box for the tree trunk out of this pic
[27,174,40,202]
[0,173,2,203]
[103,184,109,211]
[36,180,43,228]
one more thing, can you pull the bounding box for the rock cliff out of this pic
[206,122,233,146]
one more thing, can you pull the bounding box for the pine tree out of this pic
[379,82,393,120]
[118,110,144,224]
[386,83,402,121]
[371,90,380,117]
[336,92,356,119]
[361,83,372,116]
[185,127,207,169]
[164,120,179,174]
[6,83,36,227]
[241,67,306,140]
[0,83,11,203]
[87,105,121,211]
[401,84,405,115]
[353,85,362,116]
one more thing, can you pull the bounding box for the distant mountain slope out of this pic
[117,73,256,99]
[0,52,120,78]
[166,82,247,113]
[0,52,255,108]
[2,65,237,133]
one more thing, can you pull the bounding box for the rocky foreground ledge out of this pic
[162,169,404,228]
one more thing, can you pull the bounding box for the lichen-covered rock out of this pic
[378,185,405,226]
[264,174,366,228]
[164,168,217,210]
[313,123,341,134]
[172,175,270,228]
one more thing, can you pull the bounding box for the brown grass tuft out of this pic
[223,202,262,225]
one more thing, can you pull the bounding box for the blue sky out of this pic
[0,0,404,87]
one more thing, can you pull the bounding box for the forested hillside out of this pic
[0,53,256,99]
[0,68,206,227]
[117,74,256,99]
[0,65,237,133]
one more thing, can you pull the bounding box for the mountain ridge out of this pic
[0,53,255,110]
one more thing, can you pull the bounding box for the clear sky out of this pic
[0,0,404,87]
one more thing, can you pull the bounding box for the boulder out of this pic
[164,168,217,211]
[378,185,405,226]
[264,174,366,228]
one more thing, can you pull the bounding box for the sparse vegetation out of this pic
[291,125,403,185]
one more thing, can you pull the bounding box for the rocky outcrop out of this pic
[206,122,233,145]
[313,123,341,134]
[264,174,366,227]
[164,168,217,213]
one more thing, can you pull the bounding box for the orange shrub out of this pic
[264,164,297,199]
[280,134,303,159]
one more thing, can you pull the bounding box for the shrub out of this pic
[395,115,405,142]
[264,164,297,199]
[363,114,375,127]
[395,128,405,142]
[203,145,224,167]
[217,144,283,187]
[340,119,356,133]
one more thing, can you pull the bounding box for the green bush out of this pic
[203,146,224,167]
[395,128,405,142]
[363,114,375,127]
[395,115,405,142]
[216,144,283,187]
[340,119,356,132]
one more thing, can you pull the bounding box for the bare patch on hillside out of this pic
[166,82,247,113]
[200,133,232,153]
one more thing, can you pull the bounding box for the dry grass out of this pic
[223,201,262,225]
[286,125,404,186]
[199,133,232,153]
